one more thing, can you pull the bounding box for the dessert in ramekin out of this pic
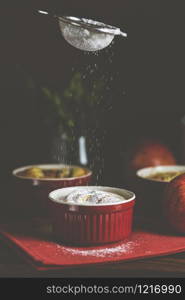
[135,165,185,219]
[49,186,135,245]
[12,164,92,218]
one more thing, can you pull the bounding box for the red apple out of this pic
[164,174,185,233]
[127,139,176,175]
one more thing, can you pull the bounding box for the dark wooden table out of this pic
[1,239,185,278]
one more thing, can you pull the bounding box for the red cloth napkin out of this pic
[0,219,185,271]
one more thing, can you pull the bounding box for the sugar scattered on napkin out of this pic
[56,241,135,258]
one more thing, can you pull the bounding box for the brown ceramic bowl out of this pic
[12,164,92,218]
[135,165,185,219]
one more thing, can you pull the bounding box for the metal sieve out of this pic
[38,10,127,51]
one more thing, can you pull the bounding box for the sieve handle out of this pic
[37,10,57,18]
[38,10,49,15]
[120,31,127,38]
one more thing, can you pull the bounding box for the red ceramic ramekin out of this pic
[12,164,92,219]
[49,186,135,245]
[135,165,185,219]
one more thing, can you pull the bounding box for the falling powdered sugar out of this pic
[58,241,135,258]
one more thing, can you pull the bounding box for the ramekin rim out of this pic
[12,164,92,181]
[136,165,185,183]
[48,186,136,207]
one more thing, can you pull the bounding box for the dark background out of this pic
[0,1,185,194]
